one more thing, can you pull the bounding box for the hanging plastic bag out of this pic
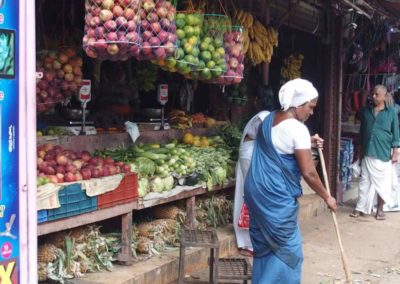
[350,159,361,178]
[238,202,249,229]
[83,0,141,61]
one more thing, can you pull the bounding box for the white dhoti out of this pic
[356,156,395,214]
[233,141,254,250]
[383,162,400,212]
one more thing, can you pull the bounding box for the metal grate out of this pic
[181,229,219,248]
[219,258,252,281]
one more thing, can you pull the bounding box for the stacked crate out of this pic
[339,138,355,191]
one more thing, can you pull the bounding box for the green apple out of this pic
[176,29,186,40]
[201,68,212,80]
[203,37,213,44]
[191,47,200,57]
[193,26,201,36]
[214,38,223,47]
[212,67,223,77]
[166,57,177,68]
[176,19,185,29]
[200,42,209,51]
[201,51,212,61]
[184,42,193,54]
[176,13,186,21]
[216,47,225,56]
[206,60,216,69]
[184,26,194,37]
[176,48,185,59]
[188,36,198,46]
[186,15,196,26]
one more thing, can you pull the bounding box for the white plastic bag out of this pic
[350,159,361,178]
[125,121,140,143]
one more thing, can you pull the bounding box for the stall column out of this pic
[118,212,133,265]
[323,12,343,197]
[185,196,196,228]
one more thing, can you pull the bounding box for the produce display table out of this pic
[37,181,235,265]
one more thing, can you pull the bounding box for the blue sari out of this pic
[244,111,303,284]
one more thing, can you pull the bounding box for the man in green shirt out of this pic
[350,85,400,220]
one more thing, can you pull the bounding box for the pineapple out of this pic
[137,221,156,238]
[45,232,66,249]
[37,262,48,282]
[38,243,58,263]
[136,236,154,254]
[137,220,164,239]
[151,205,181,219]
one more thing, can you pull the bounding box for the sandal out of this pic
[349,210,364,218]
[375,212,386,220]
[239,248,253,257]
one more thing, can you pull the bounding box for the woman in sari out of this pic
[233,110,270,255]
[244,78,337,283]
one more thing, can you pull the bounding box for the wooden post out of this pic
[262,1,271,85]
[118,212,132,265]
[323,12,343,198]
[185,196,195,228]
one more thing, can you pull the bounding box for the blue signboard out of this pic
[0,0,20,282]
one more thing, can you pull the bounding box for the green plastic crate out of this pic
[47,183,97,221]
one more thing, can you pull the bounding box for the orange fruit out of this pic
[183,132,194,144]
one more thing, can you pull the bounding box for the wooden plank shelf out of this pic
[136,181,235,210]
[37,201,138,236]
[37,181,235,264]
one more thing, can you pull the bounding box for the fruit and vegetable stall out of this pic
[33,0,303,282]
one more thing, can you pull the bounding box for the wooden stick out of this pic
[318,148,353,283]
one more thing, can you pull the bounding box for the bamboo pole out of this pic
[318,148,353,283]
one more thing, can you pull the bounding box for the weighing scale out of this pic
[155,84,170,130]
[78,79,92,135]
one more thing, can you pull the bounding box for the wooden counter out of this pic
[37,126,219,152]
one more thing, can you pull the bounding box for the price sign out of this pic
[157,84,168,105]
[79,80,91,103]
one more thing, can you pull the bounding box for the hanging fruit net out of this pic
[83,0,141,61]
[134,0,178,61]
[154,9,204,75]
[36,48,83,113]
[190,14,229,81]
[212,25,244,85]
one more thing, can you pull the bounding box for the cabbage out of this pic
[133,157,156,176]
[163,175,175,191]
[138,178,149,197]
[211,166,227,185]
[150,176,164,193]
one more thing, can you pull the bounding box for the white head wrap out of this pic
[279,79,318,111]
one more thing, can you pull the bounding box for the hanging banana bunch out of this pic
[280,54,304,83]
[235,9,278,65]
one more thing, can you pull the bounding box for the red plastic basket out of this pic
[98,172,138,209]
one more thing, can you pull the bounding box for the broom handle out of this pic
[318,148,353,282]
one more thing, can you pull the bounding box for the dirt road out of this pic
[302,202,400,284]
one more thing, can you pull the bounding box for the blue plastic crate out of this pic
[47,183,97,221]
[37,210,48,223]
